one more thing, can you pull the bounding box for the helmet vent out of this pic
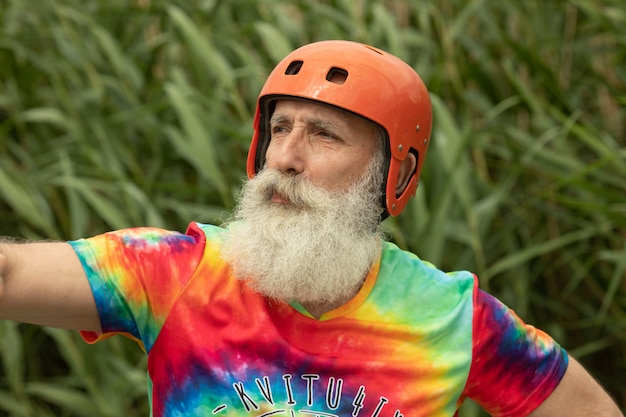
[285,60,303,75]
[326,67,348,85]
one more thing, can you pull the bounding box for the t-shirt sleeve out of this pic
[69,224,206,351]
[463,288,568,416]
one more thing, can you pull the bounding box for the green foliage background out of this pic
[0,0,624,415]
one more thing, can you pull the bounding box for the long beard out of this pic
[221,152,385,306]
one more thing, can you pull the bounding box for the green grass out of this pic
[0,0,624,415]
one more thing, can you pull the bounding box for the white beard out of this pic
[221,151,385,307]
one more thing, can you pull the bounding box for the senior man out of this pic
[0,40,622,417]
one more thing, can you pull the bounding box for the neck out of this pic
[300,301,339,319]
[298,302,324,319]
[299,287,361,319]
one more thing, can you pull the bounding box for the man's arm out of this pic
[0,240,100,331]
[530,354,623,417]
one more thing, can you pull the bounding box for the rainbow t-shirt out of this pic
[70,222,567,417]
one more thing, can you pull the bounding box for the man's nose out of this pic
[264,129,306,174]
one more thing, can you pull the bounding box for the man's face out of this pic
[221,100,385,308]
[264,99,381,197]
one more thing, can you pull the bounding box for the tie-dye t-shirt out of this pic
[70,222,567,417]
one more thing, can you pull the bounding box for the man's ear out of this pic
[395,152,417,196]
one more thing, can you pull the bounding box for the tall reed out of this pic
[0,0,624,415]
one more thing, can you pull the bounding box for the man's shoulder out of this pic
[380,241,476,286]
[374,241,477,316]
[186,222,225,241]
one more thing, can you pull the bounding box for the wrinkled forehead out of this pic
[269,98,386,148]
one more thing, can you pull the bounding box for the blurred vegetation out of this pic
[0,0,624,415]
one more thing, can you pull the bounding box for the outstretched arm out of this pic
[0,240,100,331]
[530,354,623,417]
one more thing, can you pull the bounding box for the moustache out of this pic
[254,169,330,210]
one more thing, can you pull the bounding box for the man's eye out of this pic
[271,125,288,135]
[317,130,337,140]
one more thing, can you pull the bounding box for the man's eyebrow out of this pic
[269,114,290,125]
[270,113,343,133]
[307,118,341,133]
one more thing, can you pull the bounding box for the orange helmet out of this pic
[247,40,432,217]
